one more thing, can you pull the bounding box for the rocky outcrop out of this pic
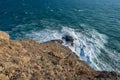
[0,31,120,80]
[0,31,9,40]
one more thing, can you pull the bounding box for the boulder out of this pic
[62,35,74,46]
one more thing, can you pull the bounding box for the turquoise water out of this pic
[0,0,120,72]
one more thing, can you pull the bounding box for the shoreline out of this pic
[0,31,120,80]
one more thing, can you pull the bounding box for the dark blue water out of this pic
[0,0,120,72]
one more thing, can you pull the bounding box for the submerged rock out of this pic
[0,31,120,80]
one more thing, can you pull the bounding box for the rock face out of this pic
[0,31,120,80]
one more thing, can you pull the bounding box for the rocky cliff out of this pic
[0,31,120,80]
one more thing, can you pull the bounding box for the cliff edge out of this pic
[0,31,120,80]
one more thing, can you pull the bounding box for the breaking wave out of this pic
[25,26,118,71]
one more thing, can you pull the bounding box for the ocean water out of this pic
[0,0,120,72]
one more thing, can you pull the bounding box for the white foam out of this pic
[25,27,109,70]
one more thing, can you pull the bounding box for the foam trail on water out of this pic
[25,27,109,70]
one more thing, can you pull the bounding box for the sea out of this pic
[0,0,120,73]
